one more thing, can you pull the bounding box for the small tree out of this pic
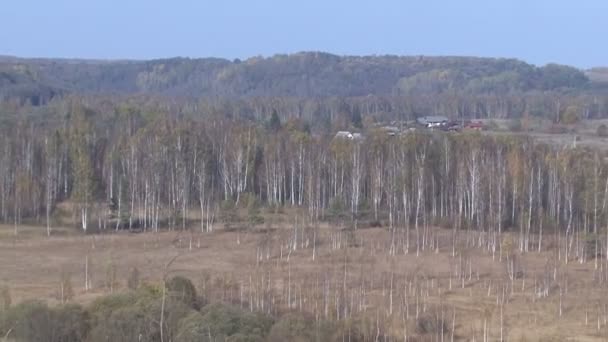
[351,109,363,129]
[220,199,239,230]
[127,267,140,290]
[105,262,117,293]
[59,270,74,304]
[0,285,10,312]
[247,196,264,228]
[561,106,580,125]
[268,110,281,132]
[166,276,198,308]
[327,197,347,222]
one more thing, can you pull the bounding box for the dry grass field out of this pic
[480,118,608,152]
[1,219,608,341]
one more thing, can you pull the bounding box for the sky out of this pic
[1,0,606,68]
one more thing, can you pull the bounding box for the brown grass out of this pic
[0,222,607,341]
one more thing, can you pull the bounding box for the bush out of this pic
[269,313,369,342]
[598,124,608,137]
[247,196,264,227]
[0,285,10,312]
[368,220,382,228]
[561,106,580,125]
[88,294,192,342]
[127,266,140,290]
[87,304,154,342]
[88,292,138,325]
[547,124,568,134]
[58,269,74,303]
[176,303,272,342]
[508,119,522,132]
[53,304,90,342]
[1,301,88,342]
[267,312,318,342]
[199,303,273,339]
[416,312,449,335]
[484,120,499,131]
[2,301,53,342]
[166,276,198,308]
[327,197,348,221]
[226,333,265,342]
[175,312,209,342]
[584,233,603,259]
[220,199,239,229]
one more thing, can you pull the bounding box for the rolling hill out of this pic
[0,52,596,105]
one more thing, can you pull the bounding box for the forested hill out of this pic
[0,52,595,103]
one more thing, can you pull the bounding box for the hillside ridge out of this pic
[0,52,595,104]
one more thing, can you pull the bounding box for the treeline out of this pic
[2,101,608,259]
[0,52,601,108]
[0,276,392,342]
[2,87,608,134]
[3,53,591,96]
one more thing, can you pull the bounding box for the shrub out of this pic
[547,124,568,134]
[0,285,10,312]
[416,312,449,336]
[327,197,348,221]
[105,261,118,292]
[584,233,603,259]
[199,303,273,339]
[127,266,140,290]
[175,312,209,342]
[166,276,198,308]
[368,220,382,228]
[52,304,90,342]
[267,312,317,342]
[5,301,53,342]
[88,294,191,342]
[1,301,88,342]
[58,269,74,303]
[87,304,154,342]
[484,120,499,131]
[220,199,239,229]
[561,106,580,125]
[87,291,139,328]
[247,196,264,227]
[226,333,265,342]
[598,124,608,137]
[508,119,522,132]
[176,303,272,342]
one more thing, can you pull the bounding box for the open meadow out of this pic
[2,219,608,341]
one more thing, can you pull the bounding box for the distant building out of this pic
[335,131,353,139]
[464,121,484,130]
[417,116,449,128]
[441,121,461,132]
[380,126,400,136]
[334,131,364,140]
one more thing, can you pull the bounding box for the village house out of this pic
[334,131,363,140]
[416,116,449,128]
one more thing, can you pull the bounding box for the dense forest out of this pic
[0,53,594,98]
[2,98,608,263]
[0,54,599,96]
[2,52,608,123]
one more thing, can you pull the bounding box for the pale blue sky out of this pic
[1,0,606,67]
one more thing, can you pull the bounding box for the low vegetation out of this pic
[0,276,378,342]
